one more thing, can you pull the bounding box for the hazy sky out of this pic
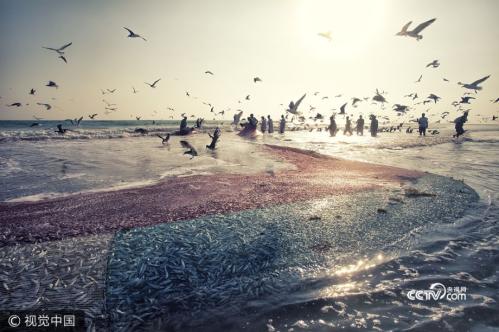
[0,0,498,122]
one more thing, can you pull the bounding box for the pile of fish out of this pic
[105,174,477,330]
[0,234,112,331]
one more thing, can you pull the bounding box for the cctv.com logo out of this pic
[406,283,467,301]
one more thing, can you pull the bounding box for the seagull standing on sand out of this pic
[145,79,161,88]
[396,18,436,40]
[124,27,147,41]
[286,94,306,115]
[458,75,491,92]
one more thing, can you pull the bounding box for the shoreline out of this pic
[0,144,422,247]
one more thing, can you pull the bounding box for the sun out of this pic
[296,0,388,60]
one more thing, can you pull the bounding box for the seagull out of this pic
[351,97,362,107]
[458,75,490,92]
[8,102,22,107]
[107,89,116,93]
[46,81,59,88]
[186,92,190,97]
[30,122,41,127]
[339,102,347,115]
[396,18,436,40]
[145,78,161,88]
[55,124,68,134]
[132,87,138,94]
[491,97,499,103]
[415,75,422,83]
[43,42,72,55]
[88,113,98,119]
[123,27,147,41]
[253,77,262,83]
[393,104,409,113]
[460,96,475,104]
[443,78,449,82]
[136,116,141,120]
[156,133,170,144]
[426,59,440,68]
[33,116,44,121]
[205,70,214,75]
[286,94,306,115]
[427,94,441,103]
[37,102,52,110]
[29,88,36,95]
[317,31,332,41]
[372,89,387,103]
[245,95,250,100]
[180,140,198,158]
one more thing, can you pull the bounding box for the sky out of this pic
[0,0,498,122]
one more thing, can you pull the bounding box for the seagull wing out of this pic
[294,93,306,110]
[471,75,490,86]
[397,21,412,34]
[152,78,161,86]
[43,47,59,52]
[58,42,72,51]
[59,55,67,63]
[411,18,436,34]
[124,27,134,35]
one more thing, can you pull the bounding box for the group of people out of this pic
[328,114,378,137]
[241,114,287,134]
[416,111,468,138]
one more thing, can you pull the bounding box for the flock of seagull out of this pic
[2,18,498,132]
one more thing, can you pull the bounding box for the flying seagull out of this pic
[29,88,36,95]
[43,42,72,55]
[180,140,198,158]
[253,77,262,83]
[352,97,362,107]
[132,86,138,93]
[124,27,147,41]
[205,71,214,75]
[458,75,490,92]
[339,102,347,115]
[286,93,306,115]
[372,89,387,103]
[317,31,332,41]
[46,81,59,88]
[156,133,170,144]
[426,59,440,68]
[427,94,441,103]
[8,102,22,107]
[393,104,409,113]
[460,96,475,104]
[37,102,52,110]
[106,89,116,93]
[145,78,161,88]
[88,113,98,119]
[415,75,422,83]
[396,18,436,40]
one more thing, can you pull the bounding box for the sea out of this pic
[0,120,498,331]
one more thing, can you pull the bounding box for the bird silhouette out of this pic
[124,27,147,41]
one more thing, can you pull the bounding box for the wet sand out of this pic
[0,145,422,247]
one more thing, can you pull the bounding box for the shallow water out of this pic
[0,121,498,330]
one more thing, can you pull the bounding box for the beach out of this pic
[1,123,497,331]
